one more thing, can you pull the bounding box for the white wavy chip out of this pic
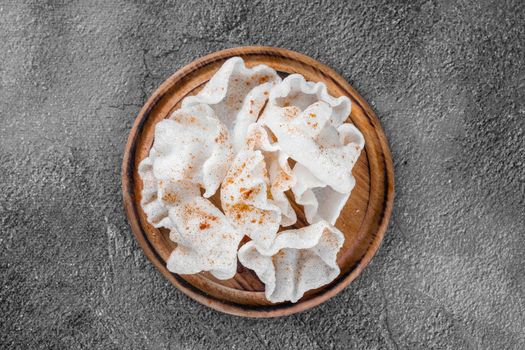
[238,221,344,303]
[259,74,364,224]
[288,121,364,224]
[138,157,242,280]
[291,163,350,225]
[159,180,243,280]
[182,57,281,151]
[151,104,233,198]
[220,146,282,251]
[260,75,364,193]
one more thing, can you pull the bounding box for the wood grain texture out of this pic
[121,46,394,317]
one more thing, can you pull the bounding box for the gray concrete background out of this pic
[1,0,524,349]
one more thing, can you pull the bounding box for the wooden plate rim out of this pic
[121,46,394,317]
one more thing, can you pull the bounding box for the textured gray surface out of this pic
[1,0,524,349]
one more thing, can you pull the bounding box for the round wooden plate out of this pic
[122,46,394,317]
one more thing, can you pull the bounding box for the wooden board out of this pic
[121,46,394,317]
